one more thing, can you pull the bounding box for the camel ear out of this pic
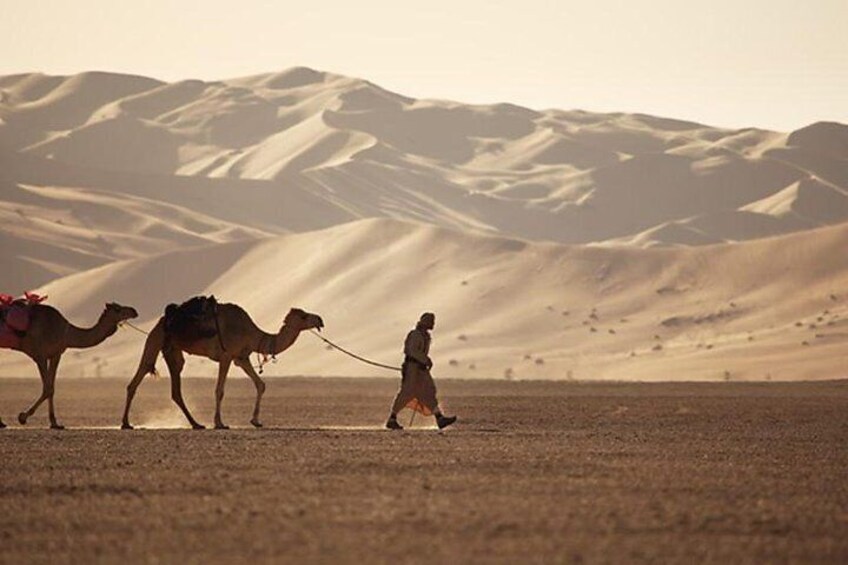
[105,302,117,311]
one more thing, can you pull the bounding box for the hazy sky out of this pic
[1,0,845,130]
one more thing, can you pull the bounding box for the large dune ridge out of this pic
[0,218,845,380]
[1,69,847,251]
[1,67,846,380]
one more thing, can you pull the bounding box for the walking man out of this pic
[386,312,457,430]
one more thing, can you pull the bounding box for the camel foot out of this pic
[214,423,230,430]
[121,422,134,430]
[250,419,263,428]
[18,412,28,425]
[191,423,206,430]
[50,424,65,430]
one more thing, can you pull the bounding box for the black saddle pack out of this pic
[164,295,220,342]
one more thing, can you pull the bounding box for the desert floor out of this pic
[0,377,846,564]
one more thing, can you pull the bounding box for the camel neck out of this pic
[259,324,302,355]
[65,313,118,349]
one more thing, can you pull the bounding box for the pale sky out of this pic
[1,0,845,130]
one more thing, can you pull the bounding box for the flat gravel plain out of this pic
[1,377,846,564]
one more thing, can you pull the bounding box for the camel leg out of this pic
[214,358,232,430]
[164,347,205,430]
[46,354,63,430]
[122,362,150,429]
[19,357,50,425]
[235,358,266,428]
[123,320,165,429]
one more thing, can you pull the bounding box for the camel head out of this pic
[103,302,139,324]
[283,308,324,333]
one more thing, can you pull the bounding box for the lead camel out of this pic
[121,298,323,429]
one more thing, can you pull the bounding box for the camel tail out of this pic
[134,317,166,377]
[164,303,178,326]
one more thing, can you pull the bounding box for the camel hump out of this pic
[164,295,219,341]
[165,303,178,320]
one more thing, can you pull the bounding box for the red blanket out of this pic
[0,292,45,349]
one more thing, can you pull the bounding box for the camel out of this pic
[10,302,139,429]
[121,301,324,430]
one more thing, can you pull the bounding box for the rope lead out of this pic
[308,330,402,372]
[119,321,150,335]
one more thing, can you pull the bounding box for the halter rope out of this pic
[308,330,402,372]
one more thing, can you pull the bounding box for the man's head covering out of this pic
[417,312,435,330]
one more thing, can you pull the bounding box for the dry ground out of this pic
[0,377,847,564]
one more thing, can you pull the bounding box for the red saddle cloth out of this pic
[0,292,45,349]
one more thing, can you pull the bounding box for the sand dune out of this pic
[1,67,846,381]
[2,68,846,255]
[1,218,845,381]
[0,178,275,289]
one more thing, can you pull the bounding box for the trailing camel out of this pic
[1,299,138,429]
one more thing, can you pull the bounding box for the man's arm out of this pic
[404,331,432,367]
